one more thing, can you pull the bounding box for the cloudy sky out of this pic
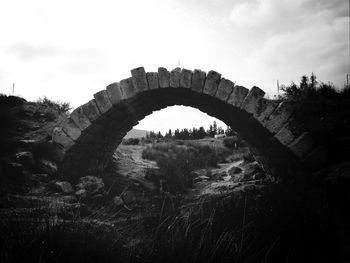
[0,0,348,133]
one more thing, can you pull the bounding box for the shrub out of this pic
[122,138,140,145]
[223,136,242,149]
[36,96,72,114]
[142,142,224,193]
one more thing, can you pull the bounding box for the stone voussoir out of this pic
[191,69,206,93]
[146,72,159,90]
[180,69,193,89]
[106,82,123,106]
[215,78,234,102]
[256,99,279,122]
[227,85,249,107]
[170,68,182,88]
[94,90,113,114]
[158,67,170,88]
[131,67,149,93]
[70,106,91,131]
[241,86,266,115]
[203,70,221,96]
[288,132,315,158]
[81,99,101,123]
[274,118,303,146]
[263,101,294,134]
[52,127,75,150]
[120,77,136,100]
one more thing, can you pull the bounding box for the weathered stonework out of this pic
[146,72,159,90]
[81,100,101,122]
[158,67,170,88]
[241,86,265,115]
[131,67,148,92]
[170,68,182,88]
[53,66,324,180]
[120,77,136,100]
[191,69,206,93]
[203,70,221,96]
[106,82,123,105]
[94,90,113,114]
[180,69,192,89]
[215,78,234,102]
[227,85,249,107]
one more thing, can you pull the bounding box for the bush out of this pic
[36,96,72,114]
[142,142,224,193]
[223,136,242,149]
[122,138,140,145]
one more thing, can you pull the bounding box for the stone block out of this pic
[256,99,279,122]
[215,78,234,102]
[120,77,136,99]
[70,106,91,131]
[170,68,181,88]
[146,72,159,90]
[274,118,303,146]
[131,67,148,92]
[94,90,113,114]
[191,69,206,93]
[180,68,192,88]
[52,127,75,150]
[264,102,294,134]
[106,82,123,105]
[61,118,81,141]
[241,86,265,114]
[227,85,249,107]
[288,132,314,158]
[203,70,221,96]
[158,67,170,88]
[81,99,101,122]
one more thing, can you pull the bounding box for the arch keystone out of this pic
[227,85,249,107]
[94,90,113,114]
[146,72,159,90]
[170,68,182,88]
[106,82,123,105]
[203,70,221,96]
[158,67,170,88]
[216,78,234,102]
[180,69,192,88]
[131,67,148,92]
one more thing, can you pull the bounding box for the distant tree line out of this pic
[145,121,237,141]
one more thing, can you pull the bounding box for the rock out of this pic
[34,173,50,182]
[193,175,210,183]
[76,176,105,196]
[243,162,263,177]
[113,196,124,207]
[16,151,35,169]
[253,172,266,180]
[210,171,225,181]
[228,166,242,176]
[121,190,136,205]
[75,189,88,199]
[37,159,57,175]
[2,161,24,177]
[52,181,73,194]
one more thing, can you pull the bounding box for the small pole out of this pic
[347,74,349,88]
[277,79,279,97]
[12,83,15,94]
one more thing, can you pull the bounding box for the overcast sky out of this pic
[0,0,348,133]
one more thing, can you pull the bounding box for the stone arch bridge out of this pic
[52,67,325,182]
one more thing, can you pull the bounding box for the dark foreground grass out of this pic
[0,181,341,263]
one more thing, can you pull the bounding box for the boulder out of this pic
[210,171,225,181]
[228,166,242,176]
[52,181,73,194]
[37,159,57,175]
[76,176,105,196]
[243,162,263,177]
[16,151,35,169]
[121,190,136,205]
[75,189,88,199]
